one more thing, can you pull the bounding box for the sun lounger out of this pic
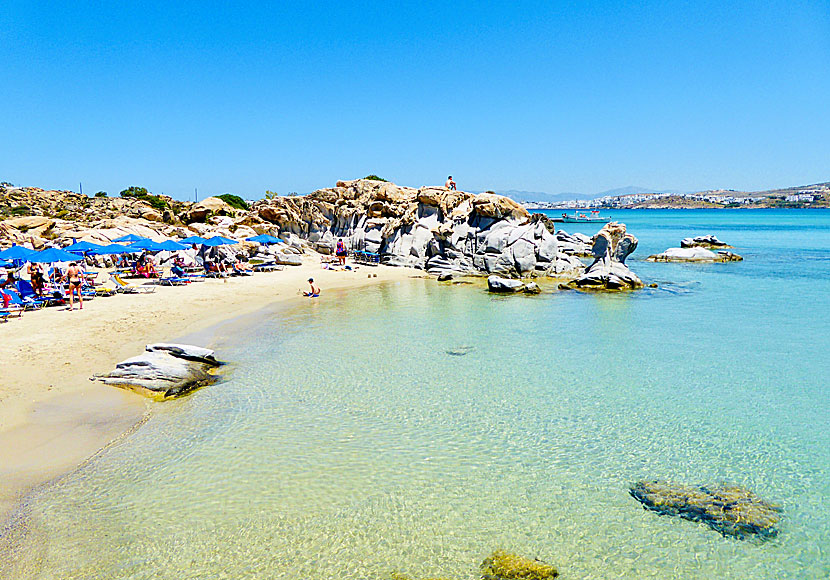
[252,263,284,272]
[5,288,47,310]
[14,281,61,307]
[111,274,157,294]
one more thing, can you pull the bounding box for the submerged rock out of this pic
[480,550,558,579]
[647,247,743,262]
[568,222,643,290]
[446,345,475,356]
[629,480,782,540]
[522,282,542,294]
[95,343,221,399]
[487,275,525,293]
[681,234,733,249]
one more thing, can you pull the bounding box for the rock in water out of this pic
[488,275,525,293]
[480,550,558,579]
[95,343,221,399]
[522,282,542,294]
[646,247,744,262]
[629,480,782,540]
[680,234,733,248]
[446,345,475,356]
[568,222,643,290]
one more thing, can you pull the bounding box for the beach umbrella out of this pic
[128,239,166,251]
[29,248,83,263]
[202,236,239,246]
[88,243,137,255]
[179,235,207,244]
[112,234,150,244]
[245,234,285,244]
[157,240,189,251]
[64,241,105,254]
[0,259,12,268]
[0,245,36,261]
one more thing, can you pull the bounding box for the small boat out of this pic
[554,210,611,223]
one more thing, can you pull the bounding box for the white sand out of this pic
[0,258,422,521]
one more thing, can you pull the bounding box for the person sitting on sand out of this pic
[335,238,347,266]
[303,278,320,297]
[445,175,456,190]
[62,262,83,311]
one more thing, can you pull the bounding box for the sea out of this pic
[2,209,829,579]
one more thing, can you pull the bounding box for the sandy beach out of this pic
[0,258,420,522]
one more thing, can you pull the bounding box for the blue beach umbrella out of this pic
[157,240,189,251]
[64,241,104,254]
[127,239,166,251]
[0,245,36,261]
[29,248,84,263]
[88,243,137,256]
[112,234,150,244]
[179,235,207,244]
[201,236,239,246]
[0,259,12,268]
[245,234,284,244]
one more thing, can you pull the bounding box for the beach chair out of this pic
[111,274,157,294]
[0,291,24,319]
[14,280,61,307]
[5,288,46,310]
[157,267,190,286]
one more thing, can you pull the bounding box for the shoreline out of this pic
[0,258,421,523]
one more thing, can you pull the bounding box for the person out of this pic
[303,277,320,297]
[27,262,45,297]
[445,175,456,190]
[232,255,253,275]
[0,271,15,308]
[335,239,347,266]
[62,262,83,311]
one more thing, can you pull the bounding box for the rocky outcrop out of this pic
[480,550,558,579]
[94,343,221,399]
[567,222,643,290]
[647,247,743,262]
[681,234,733,249]
[630,480,782,540]
[555,230,593,257]
[487,276,543,294]
[185,196,238,223]
[250,180,586,279]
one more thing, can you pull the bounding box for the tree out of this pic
[364,174,388,182]
[216,193,249,210]
[120,186,149,198]
[95,191,108,197]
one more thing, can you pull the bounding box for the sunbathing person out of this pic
[232,256,253,275]
[62,262,84,311]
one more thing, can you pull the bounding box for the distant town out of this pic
[522,182,830,210]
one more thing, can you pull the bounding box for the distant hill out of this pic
[595,186,683,197]
[493,190,597,204]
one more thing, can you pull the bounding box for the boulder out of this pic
[487,275,524,293]
[630,480,782,540]
[186,197,236,223]
[94,343,221,399]
[480,550,558,579]
[522,282,541,294]
[680,234,733,249]
[568,222,643,290]
[274,252,303,266]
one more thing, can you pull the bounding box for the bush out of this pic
[10,206,29,216]
[217,193,249,211]
[119,185,167,211]
[364,175,388,182]
[95,191,107,198]
[120,186,149,198]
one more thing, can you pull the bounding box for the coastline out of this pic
[0,258,421,523]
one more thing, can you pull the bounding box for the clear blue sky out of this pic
[2,1,828,200]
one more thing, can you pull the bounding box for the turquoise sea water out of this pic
[2,210,829,579]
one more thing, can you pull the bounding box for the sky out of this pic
[1,1,829,200]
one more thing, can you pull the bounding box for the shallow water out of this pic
[2,210,829,579]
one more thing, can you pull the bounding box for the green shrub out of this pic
[364,174,388,182]
[120,186,149,198]
[10,206,29,216]
[119,185,167,210]
[216,193,249,210]
[95,191,107,198]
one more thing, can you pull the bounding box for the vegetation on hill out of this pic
[119,186,169,211]
[216,193,249,210]
[364,174,388,182]
[94,191,107,197]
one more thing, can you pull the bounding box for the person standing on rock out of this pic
[445,176,456,190]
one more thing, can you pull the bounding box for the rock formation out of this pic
[487,276,543,294]
[567,222,643,289]
[480,550,559,579]
[630,480,782,540]
[647,247,743,262]
[681,234,733,249]
[94,343,221,399]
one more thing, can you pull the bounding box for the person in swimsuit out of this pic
[335,239,347,266]
[303,278,320,297]
[63,262,83,310]
[0,271,16,308]
[27,262,45,296]
[445,175,456,190]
